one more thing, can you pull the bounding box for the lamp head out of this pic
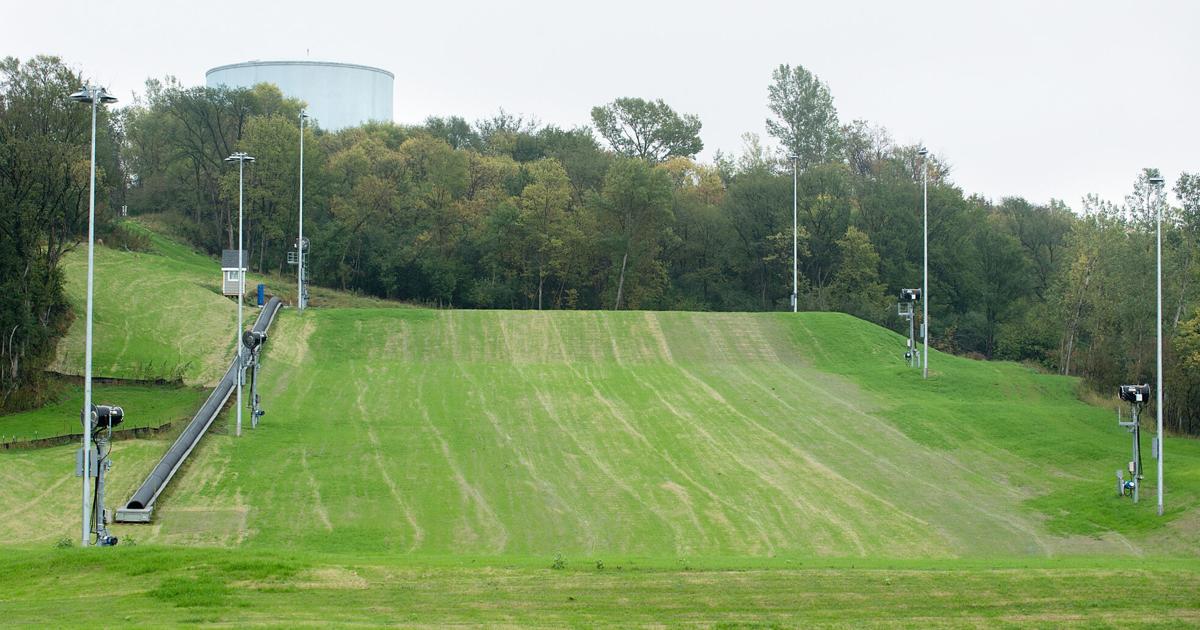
[1118,384,1152,404]
[1149,176,1165,186]
[69,86,117,105]
[87,404,124,429]
[242,329,267,351]
[917,147,928,157]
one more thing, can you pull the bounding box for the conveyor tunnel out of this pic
[116,297,282,522]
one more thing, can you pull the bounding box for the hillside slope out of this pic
[61,307,1193,557]
[7,221,1198,558]
[50,224,242,386]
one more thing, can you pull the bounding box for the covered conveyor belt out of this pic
[115,297,282,522]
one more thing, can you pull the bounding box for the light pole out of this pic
[790,154,799,313]
[225,152,255,437]
[69,84,117,547]
[1150,174,1165,516]
[298,111,307,312]
[918,147,929,379]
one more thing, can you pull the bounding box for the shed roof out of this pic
[221,250,249,269]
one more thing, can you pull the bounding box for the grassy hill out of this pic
[93,307,1189,558]
[49,223,243,386]
[10,306,1197,557]
[2,224,1199,624]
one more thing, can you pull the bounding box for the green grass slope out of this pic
[13,307,1181,558]
[0,381,206,443]
[50,222,246,386]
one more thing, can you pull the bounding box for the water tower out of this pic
[205,60,393,131]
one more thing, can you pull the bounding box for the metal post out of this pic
[94,432,108,541]
[298,111,306,312]
[81,90,98,547]
[910,309,916,367]
[792,157,798,313]
[236,157,244,438]
[1155,181,1164,516]
[1133,405,1141,503]
[922,151,929,379]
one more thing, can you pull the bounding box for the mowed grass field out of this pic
[10,308,1199,555]
[50,222,250,386]
[0,381,206,443]
[3,548,1199,627]
[4,227,1200,625]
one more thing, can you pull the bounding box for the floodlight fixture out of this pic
[900,288,921,303]
[917,146,928,157]
[1118,384,1151,405]
[69,86,117,104]
[91,404,124,430]
[1148,176,1165,186]
[242,329,266,351]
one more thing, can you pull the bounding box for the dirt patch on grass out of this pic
[237,567,370,591]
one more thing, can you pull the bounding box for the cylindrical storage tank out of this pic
[205,60,393,131]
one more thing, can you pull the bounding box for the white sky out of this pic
[5,0,1197,207]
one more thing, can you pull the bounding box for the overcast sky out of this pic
[5,0,1197,207]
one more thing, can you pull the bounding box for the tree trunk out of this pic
[537,270,544,311]
[1061,257,1094,375]
[614,251,629,311]
[1173,248,1192,331]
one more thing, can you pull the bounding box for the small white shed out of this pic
[221,249,248,296]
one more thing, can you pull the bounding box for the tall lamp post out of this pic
[225,152,255,437]
[1149,174,1165,515]
[918,147,929,379]
[298,111,308,312]
[790,154,799,313]
[69,84,117,547]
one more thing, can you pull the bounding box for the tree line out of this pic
[0,56,123,409]
[5,55,1200,436]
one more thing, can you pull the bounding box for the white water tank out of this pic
[205,60,393,131]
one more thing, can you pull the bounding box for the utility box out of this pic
[75,446,99,477]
